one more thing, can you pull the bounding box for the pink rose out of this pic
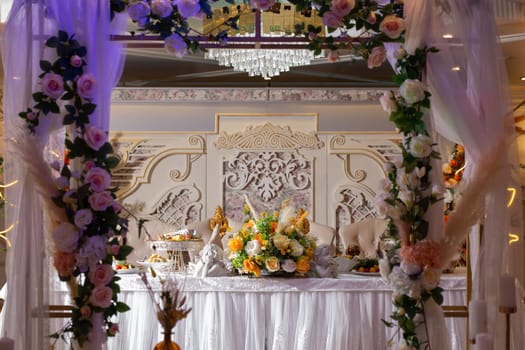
[80,305,92,319]
[41,73,64,99]
[326,50,339,63]
[84,125,107,151]
[367,46,387,69]
[379,15,405,39]
[53,251,76,278]
[250,0,275,11]
[77,73,96,99]
[128,1,151,21]
[85,167,111,192]
[367,12,376,25]
[175,0,201,19]
[108,323,119,336]
[330,0,355,16]
[88,264,114,286]
[379,91,397,114]
[74,208,93,229]
[70,55,83,68]
[151,0,173,18]
[164,33,188,58]
[90,286,113,308]
[322,11,343,28]
[88,191,114,211]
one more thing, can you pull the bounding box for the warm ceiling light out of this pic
[451,66,461,71]
[520,77,525,81]
[443,33,453,39]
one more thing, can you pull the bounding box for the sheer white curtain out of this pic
[1,1,125,348]
[407,0,523,348]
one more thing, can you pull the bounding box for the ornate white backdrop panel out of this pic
[111,110,400,259]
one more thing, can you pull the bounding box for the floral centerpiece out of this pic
[227,201,317,277]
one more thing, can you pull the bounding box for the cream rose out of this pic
[282,259,297,273]
[272,233,291,252]
[421,267,441,290]
[89,264,114,286]
[379,15,405,39]
[77,73,96,99]
[88,191,113,211]
[367,46,387,69]
[128,1,151,21]
[399,79,426,105]
[53,222,80,253]
[244,240,262,257]
[150,0,173,18]
[409,134,433,158]
[41,73,64,99]
[330,0,355,16]
[90,286,113,308]
[265,256,280,272]
[85,167,112,192]
[379,91,397,114]
[84,125,107,151]
[164,33,188,58]
[175,0,201,19]
[74,208,93,229]
[289,239,304,257]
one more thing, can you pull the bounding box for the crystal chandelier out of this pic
[205,48,316,79]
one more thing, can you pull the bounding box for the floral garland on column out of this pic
[289,1,444,349]
[18,31,131,346]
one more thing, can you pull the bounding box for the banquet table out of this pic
[49,272,467,350]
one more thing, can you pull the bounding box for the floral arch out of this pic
[0,0,523,349]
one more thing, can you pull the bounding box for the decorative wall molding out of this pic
[335,184,376,230]
[215,122,324,150]
[223,151,313,222]
[112,87,386,104]
[150,184,203,227]
[111,135,206,198]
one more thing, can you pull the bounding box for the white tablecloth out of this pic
[50,273,467,350]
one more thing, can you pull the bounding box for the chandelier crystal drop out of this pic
[205,48,316,79]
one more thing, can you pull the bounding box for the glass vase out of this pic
[153,331,180,350]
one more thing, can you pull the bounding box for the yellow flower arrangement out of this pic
[227,202,317,277]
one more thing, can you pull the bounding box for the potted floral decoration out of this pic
[227,202,317,277]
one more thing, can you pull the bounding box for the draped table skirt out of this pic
[49,273,467,350]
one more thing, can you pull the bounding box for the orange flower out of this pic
[271,221,278,233]
[243,258,261,277]
[296,256,310,274]
[304,247,314,259]
[255,233,266,247]
[228,237,244,252]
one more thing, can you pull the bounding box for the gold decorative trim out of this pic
[215,113,319,134]
[215,122,324,150]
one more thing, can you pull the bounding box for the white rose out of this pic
[374,192,394,219]
[400,261,422,276]
[164,33,188,58]
[399,79,426,105]
[398,190,415,208]
[396,167,419,191]
[244,240,262,257]
[282,259,297,273]
[128,1,151,21]
[53,222,80,253]
[409,134,433,158]
[421,267,441,290]
[289,239,304,257]
[76,235,107,272]
[74,209,93,229]
[379,91,397,114]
